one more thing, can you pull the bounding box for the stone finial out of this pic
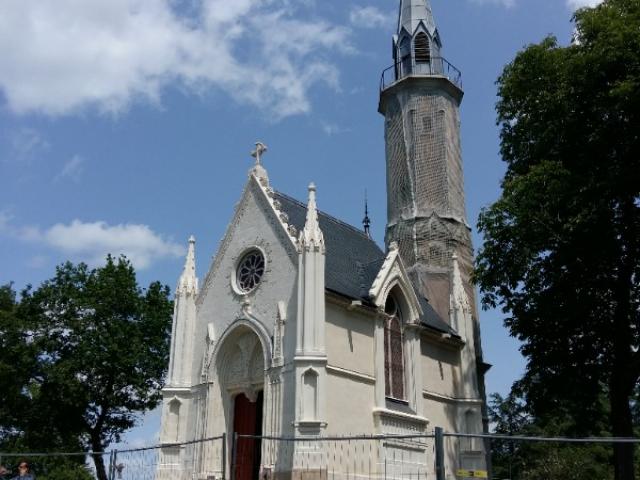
[250,141,269,184]
[302,182,324,247]
[178,235,198,295]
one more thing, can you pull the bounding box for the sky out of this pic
[0,0,602,447]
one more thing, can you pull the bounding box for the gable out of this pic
[193,174,301,375]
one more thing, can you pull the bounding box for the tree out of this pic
[0,284,37,444]
[15,256,173,480]
[488,392,613,480]
[475,1,640,479]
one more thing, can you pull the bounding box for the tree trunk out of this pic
[610,380,635,480]
[610,197,638,480]
[91,434,109,480]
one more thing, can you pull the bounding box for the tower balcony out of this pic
[380,57,462,91]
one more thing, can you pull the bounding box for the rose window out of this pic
[236,250,265,293]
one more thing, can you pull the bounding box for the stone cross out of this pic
[251,142,268,165]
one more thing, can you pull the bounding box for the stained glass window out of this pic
[384,295,405,400]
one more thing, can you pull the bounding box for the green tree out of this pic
[16,256,173,480]
[0,284,37,445]
[488,392,613,480]
[475,1,640,478]
[488,392,529,479]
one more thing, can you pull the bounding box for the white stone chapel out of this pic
[158,1,490,479]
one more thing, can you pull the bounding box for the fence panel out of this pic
[237,434,436,480]
[0,452,110,480]
[442,432,640,480]
[5,431,636,479]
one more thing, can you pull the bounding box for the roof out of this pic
[398,0,436,36]
[275,191,453,334]
[275,191,385,301]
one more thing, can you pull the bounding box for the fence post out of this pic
[108,449,118,480]
[435,427,445,480]
[222,433,227,480]
[230,433,238,480]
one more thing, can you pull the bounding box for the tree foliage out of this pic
[0,285,37,444]
[489,393,614,480]
[0,256,173,480]
[475,1,640,478]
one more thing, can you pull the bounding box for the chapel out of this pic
[158,1,489,479]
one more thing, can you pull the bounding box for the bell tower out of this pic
[380,0,490,450]
[379,0,473,322]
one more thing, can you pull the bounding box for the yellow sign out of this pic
[456,469,488,478]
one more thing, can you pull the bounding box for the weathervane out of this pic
[363,189,371,238]
[251,142,268,166]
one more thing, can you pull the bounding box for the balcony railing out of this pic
[380,57,463,91]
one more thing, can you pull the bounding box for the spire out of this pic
[302,183,324,247]
[398,0,436,36]
[363,190,371,238]
[177,235,198,296]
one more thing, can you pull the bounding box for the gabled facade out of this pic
[157,1,488,479]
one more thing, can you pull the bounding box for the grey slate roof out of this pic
[398,0,436,36]
[274,191,453,334]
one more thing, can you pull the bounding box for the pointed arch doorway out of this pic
[216,324,266,480]
[233,390,263,480]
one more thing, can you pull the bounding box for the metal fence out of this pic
[235,433,436,480]
[3,431,639,480]
[379,57,463,91]
[442,432,640,480]
[121,435,225,480]
[0,450,110,480]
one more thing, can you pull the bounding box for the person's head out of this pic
[17,461,29,476]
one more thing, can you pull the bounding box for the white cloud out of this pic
[349,6,392,29]
[321,122,350,136]
[54,155,84,183]
[0,0,353,119]
[6,128,49,163]
[567,0,603,9]
[0,213,185,269]
[44,221,185,269]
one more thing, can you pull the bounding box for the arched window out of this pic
[302,369,319,421]
[384,295,405,399]
[399,37,412,76]
[167,398,181,442]
[465,410,477,451]
[414,32,431,63]
[399,37,411,61]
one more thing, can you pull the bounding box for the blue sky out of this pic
[0,0,600,446]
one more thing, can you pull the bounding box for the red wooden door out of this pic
[233,392,262,480]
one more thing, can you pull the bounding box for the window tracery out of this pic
[236,249,265,293]
[384,295,405,400]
